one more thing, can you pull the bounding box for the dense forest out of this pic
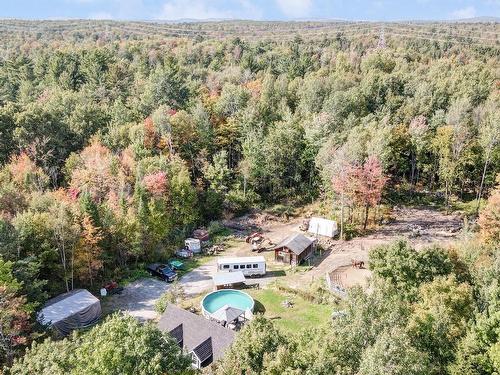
[0,19,499,374]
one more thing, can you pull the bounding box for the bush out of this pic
[155,282,185,314]
[10,314,193,375]
[207,221,225,237]
[266,204,295,220]
[369,240,454,300]
[119,266,149,285]
[200,189,224,221]
[224,189,259,216]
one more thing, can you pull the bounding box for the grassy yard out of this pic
[246,288,333,334]
[179,286,333,334]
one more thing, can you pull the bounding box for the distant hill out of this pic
[450,16,500,23]
[149,17,499,24]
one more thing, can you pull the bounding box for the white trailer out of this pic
[185,238,201,253]
[217,256,266,277]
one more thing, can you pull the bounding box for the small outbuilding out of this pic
[213,271,246,290]
[273,233,316,266]
[38,289,101,336]
[307,217,339,238]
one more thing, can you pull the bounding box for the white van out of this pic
[216,256,266,277]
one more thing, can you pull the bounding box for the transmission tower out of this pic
[377,26,386,49]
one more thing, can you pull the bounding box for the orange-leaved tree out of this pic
[478,175,500,245]
[351,156,388,230]
[74,215,103,287]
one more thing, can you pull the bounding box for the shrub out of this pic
[155,282,185,314]
[224,188,259,216]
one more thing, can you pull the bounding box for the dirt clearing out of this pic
[290,206,463,286]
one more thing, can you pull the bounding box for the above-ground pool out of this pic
[201,289,255,318]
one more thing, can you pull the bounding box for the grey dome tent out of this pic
[38,289,101,336]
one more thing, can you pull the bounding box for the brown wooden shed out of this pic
[273,233,316,266]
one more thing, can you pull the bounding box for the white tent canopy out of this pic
[211,305,245,323]
[38,289,101,335]
[307,217,339,238]
[213,271,246,287]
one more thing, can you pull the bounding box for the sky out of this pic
[0,0,499,21]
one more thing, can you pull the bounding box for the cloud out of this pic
[275,0,312,18]
[159,0,262,20]
[450,6,477,19]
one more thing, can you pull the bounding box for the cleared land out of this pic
[103,206,462,321]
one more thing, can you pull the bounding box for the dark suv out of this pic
[146,263,177,282]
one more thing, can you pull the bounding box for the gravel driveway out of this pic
[103,261,218,321]
[102,278,170,321]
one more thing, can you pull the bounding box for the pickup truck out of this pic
[146,263,177,282]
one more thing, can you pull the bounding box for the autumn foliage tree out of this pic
[0,259,31,368]
[351,156,388,230]
[478,175,500,245]
[7,153,49,192]
[74,215,103,287]
[142,171,168,198]
[332,156,387,233]
[69,140,119,204]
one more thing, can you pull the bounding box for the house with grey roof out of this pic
[158,304,235,369]
[273,233,316,266]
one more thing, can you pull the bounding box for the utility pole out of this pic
[377,25,386,49]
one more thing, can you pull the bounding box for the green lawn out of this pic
[247,288,333,334]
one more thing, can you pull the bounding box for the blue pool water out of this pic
[202,289,254,313]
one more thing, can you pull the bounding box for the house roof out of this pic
[169,324,183,345]
[273,233,314,255]
[158,304,235,363]
[213,271,246,286]
[192,337,213,363]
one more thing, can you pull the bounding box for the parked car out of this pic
[175,248,193,258]
[146,263,177,282]
[103,281,124,295]
[168,259,184,270]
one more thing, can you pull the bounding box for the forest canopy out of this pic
[0,19,499,373]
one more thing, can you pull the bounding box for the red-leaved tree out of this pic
[351,156,388,230]
[332,155,387,235]
[143,172,168,198]
[331,159,356,240]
